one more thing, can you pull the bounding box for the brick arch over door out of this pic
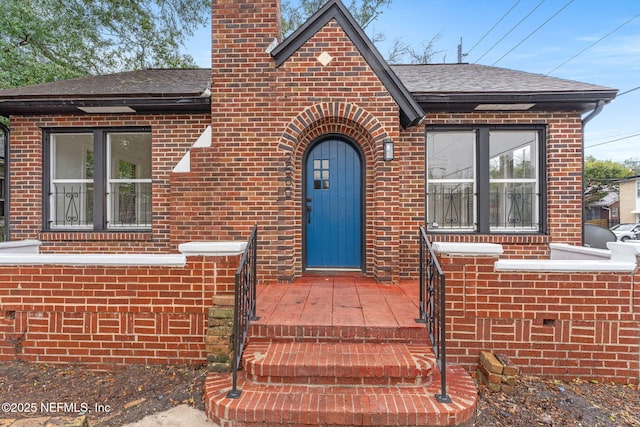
[276,102,392,281]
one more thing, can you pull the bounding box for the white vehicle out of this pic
[610,223,640,241]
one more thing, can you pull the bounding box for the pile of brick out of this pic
[477,351,519,393]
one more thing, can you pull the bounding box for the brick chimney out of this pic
[210,0,283,151]
[211,0,282,124]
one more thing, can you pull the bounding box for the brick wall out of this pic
[202,0,404,282]
[5,3,588,284]
[438,253,640,383]
[0,255,238,368]
[8,114,210,253]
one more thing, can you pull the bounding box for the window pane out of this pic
[427,131,476,231]
[489,131,537,179]
[51,134,94,228]
[110,182,152,226]
[427,183,475,230]
[108,133,152,228]
[51,183,94,228]
[52,134,93,180]
[490,182,537,229]
[427,132,475,180]
[489,131,538,231]
[109,133,151,179]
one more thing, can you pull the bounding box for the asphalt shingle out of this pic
[391,63,615,94]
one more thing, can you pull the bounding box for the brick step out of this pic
[243,342,435,385]
[205,365,478,427]
[248,323,429,343]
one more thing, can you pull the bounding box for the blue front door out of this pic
[305,138,362,269]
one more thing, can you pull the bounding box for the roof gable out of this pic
[270,0,424,128]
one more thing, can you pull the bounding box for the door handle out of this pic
[306,205,312,223]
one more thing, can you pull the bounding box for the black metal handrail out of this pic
[416,225,451,403]
[227,224,259,399]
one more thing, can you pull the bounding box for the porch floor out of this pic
[254,274,423,329]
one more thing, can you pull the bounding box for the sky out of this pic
[186,0,640,163]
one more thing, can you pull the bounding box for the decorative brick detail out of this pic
[442,253,640,384]
[0,256,238,368]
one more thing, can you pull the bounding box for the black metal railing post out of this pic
[227,224,259,399]
[416,226,451,403]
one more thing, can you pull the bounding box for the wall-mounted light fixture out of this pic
[383,139,394,161]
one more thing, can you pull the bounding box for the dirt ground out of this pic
[0,360,638,426]
[0,361,207,426]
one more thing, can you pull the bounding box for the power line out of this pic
[585,132,640,149]
[547,11,640,75]
[618,86,640,97]
[492,0,574,66]
[467,0,521,56]
[475,0,546,63]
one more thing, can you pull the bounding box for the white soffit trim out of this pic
[474,103,535,111]
[78,106,136,113]
[173,126,212,173]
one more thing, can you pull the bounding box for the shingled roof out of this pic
[0,63,616,116]
[0,68,211,115]
[392,63,616,112]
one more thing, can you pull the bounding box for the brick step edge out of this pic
[205,367,478,427]
[249,323,429,343]
[243,342,435,386]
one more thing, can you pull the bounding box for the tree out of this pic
[281,0,440,64]
[622,157,640,175]
[0,0,210,89]
[281,0,392,36]
[584,156,633,201]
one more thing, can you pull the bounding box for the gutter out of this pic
[582,99,605,126]
[581,99,607,246]
[0,120,8,241]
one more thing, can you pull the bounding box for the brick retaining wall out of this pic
[0,255,238,369]
[440,252,640,384]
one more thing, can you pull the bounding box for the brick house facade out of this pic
[0,0,617,285]
[2,0,637,391]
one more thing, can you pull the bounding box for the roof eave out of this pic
[412,90,617,113]
[270,0,424,128]
[0,96,211,116]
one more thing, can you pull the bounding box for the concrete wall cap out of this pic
[179,241,247,256]
[549,243,611,260]
[432,242,504,256]
[0,239,42,254]
[495,259,636,273]
[607,241,640,263]
[0,253,186,266]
